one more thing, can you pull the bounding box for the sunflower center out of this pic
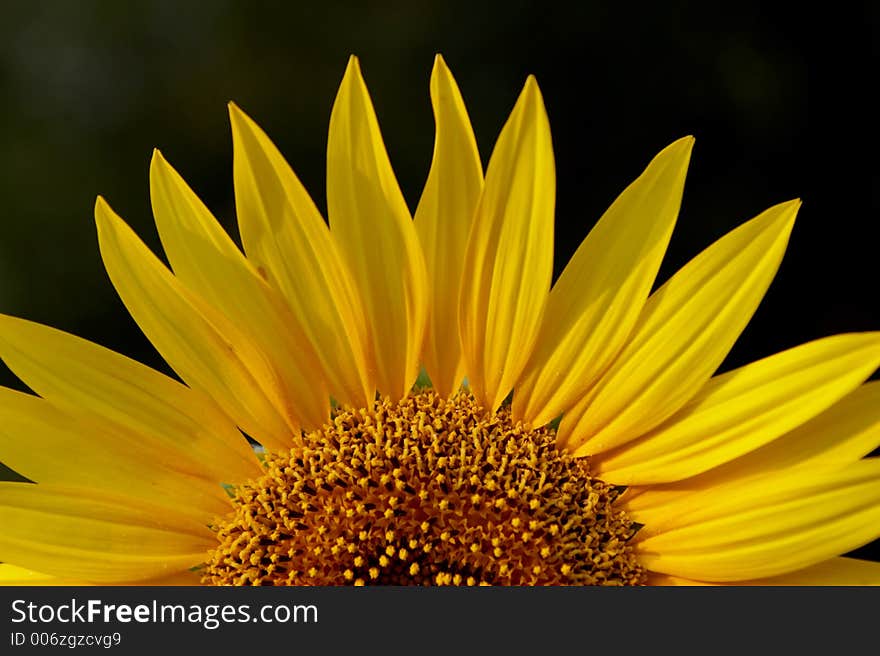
[202,390,645,585]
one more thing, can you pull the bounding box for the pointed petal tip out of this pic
[338,56,367,97]
[94,195,110,216]
[93,197,113,235]
[511,74,545,116]
[432,53,450,78]
[780,197,802,210]
[93,197,125,236]
[149,149,185,195]
[345,54,362,75]
[655,135,695,166]
[228,102,261,135]
[93,199,120,242]
[777,197,803,222]
[751,198,801,233]
[523,74,540,93]
[674,134,696,151]
[227,103,265,145]
[150,148,167,170]
[227,101,246,125]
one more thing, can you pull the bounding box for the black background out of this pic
[0,2,877,563]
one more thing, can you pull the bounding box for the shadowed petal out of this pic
[596,333,880,484]
[0,314,260,481]
[458,76,555,413]
[414,55,483,397]
[0,386,234,518]
[621,381,880,516]
[559,200,799,456]
[327,56,428,400]
[151,150,332,429]
[648,557,880,586]
[0,483,213,584]
[635,459,880,582]
[96,197,309,450]
[229,105,374,408]
[514,137,692,426]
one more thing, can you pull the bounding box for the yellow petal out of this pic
[0,563,80,586]
[649,557,880,586]
[413,55,483,397]
[723,380,880,471]
[95,197,303,450]
[0,386,232,519]
[228,104,374,408]
[559,200,799,456]
[635,459,880,582]
[151,150,331,428]
[597,332,880,485]
[0,314,260,482]
[327,56,428,399]
[0,564,200,586]
[514,137,693,426]
[742,557,880,585]
[458,76,555,412]
[623,381,880,516]
[0,483,213,583]
[138,570,202,585]
[645,572,715,586]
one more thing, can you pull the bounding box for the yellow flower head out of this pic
[1,55,879,586]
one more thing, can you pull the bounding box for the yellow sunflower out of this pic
[1,55,879,586]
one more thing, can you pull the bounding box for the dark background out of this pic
[0,2,877,563]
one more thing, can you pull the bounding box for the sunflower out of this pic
[1,54,879,587]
